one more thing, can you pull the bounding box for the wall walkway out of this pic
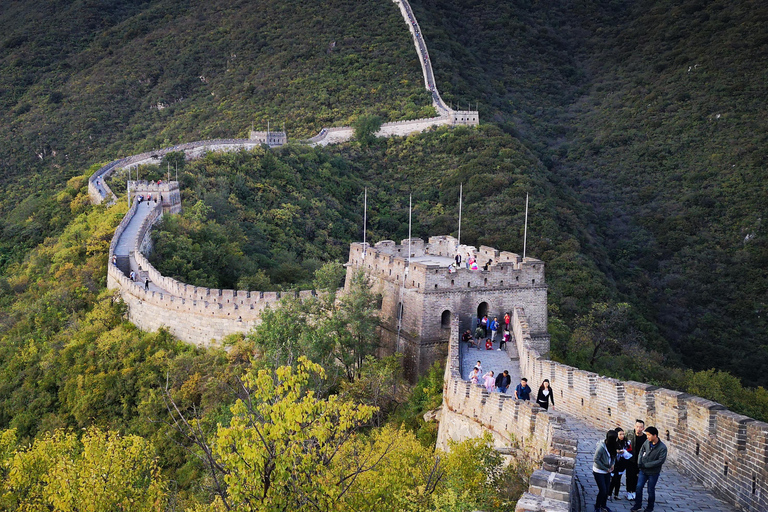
[307,0,478,146]
[437,308,767,511]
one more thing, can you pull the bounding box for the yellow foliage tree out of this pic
[0,428,167,512]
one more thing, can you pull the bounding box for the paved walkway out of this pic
[461,346,737,511]
[461,337,521,389]
[570,415,737,512]
[114,200,168,294]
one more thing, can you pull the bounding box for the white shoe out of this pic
[497,348,501,351]
[626,493,634,500]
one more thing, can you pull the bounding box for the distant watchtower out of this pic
[345,235,549,379]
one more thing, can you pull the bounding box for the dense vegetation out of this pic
[407,0,768,386]
[0,0,431,271]
[0,177,527,509]
[1,0,767,507]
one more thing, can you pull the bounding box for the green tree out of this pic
[572,302,642,366]
[352,115,383,147]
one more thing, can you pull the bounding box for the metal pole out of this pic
[407,194,412,271]
[458,183,463,246]
[523,193,529,260]
[363,188,367,255]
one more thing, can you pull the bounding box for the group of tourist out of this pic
[467,368,556,411]
[137,193,161,204]
[461,312,514,352]
[468,361,513,394]
[449,253,494,273]
[593,419,667,512]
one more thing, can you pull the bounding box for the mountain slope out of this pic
[0,0,430,268]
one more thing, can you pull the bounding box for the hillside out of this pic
[406,0,768,385]
[0,0,430,269]
[1,0,768,507]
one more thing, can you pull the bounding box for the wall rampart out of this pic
[512,308,768,511]
[437,316,577,511]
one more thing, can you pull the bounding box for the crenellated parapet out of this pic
[510,306,768,511]
[347,235,549,379]
[438,314,577,511]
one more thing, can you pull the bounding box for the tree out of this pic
[213,357,378,511]
[572,302,642,366]
[248,264,380,382]
[0,428,167,512]
[321,268,381,381]
[352,115,383,147]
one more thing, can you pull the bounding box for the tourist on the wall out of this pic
[609,427,632,501]
[489,317,499,341]
[480,315,489,336]
[631,426,668,512]
[536,379,555,411]
[469,367,480,385]
[593,430,618,512]
[495,370,512,394]
[462,329,478,348]
[504,312,511,330]
[485,338,493,350]
[483,370,495,393]
[514,378,531,400]
[499,329,510,351]
[625,419,647,501]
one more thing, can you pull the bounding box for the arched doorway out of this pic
[477,302,488,319]
[441,310,451,329]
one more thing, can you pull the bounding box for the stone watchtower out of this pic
[345,235,549,379]
[128,180,182,214]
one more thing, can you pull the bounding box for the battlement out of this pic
[128,180,181,214]
[438,305,768,512]
[450,110,480,126]
[347,235,545,292]
[347,235,548,379]
[249,130,287,147]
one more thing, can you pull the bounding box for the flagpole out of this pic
[523,193,529,260]
[407,194,412,271]
[458,183,463,246]
[396,193,412,355]
[363,188,367,255]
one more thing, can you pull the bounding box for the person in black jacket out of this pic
[536,379,555,410]
[494,370,512,393]
[609,427,632,500]
[625,419,647,501]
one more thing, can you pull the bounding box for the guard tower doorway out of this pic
[441,310,451,329]
[477,302,488,319]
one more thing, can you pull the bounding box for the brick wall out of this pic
[514,308,768,511]
[437,316,577,512]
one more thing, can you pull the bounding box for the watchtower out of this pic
[345,235,549,379]
[128,180,181,214]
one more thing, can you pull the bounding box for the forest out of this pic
[0,0,767,508]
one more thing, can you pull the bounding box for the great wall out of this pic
[85,0,767,510]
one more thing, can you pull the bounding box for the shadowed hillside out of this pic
[407,0,768,385]
[0,0,431,268]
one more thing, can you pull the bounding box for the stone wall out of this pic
[347,236,549,380]
[248,130,287,146]
[437,315,577,512]
[437,305,768,511]
[513,307,768,511]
